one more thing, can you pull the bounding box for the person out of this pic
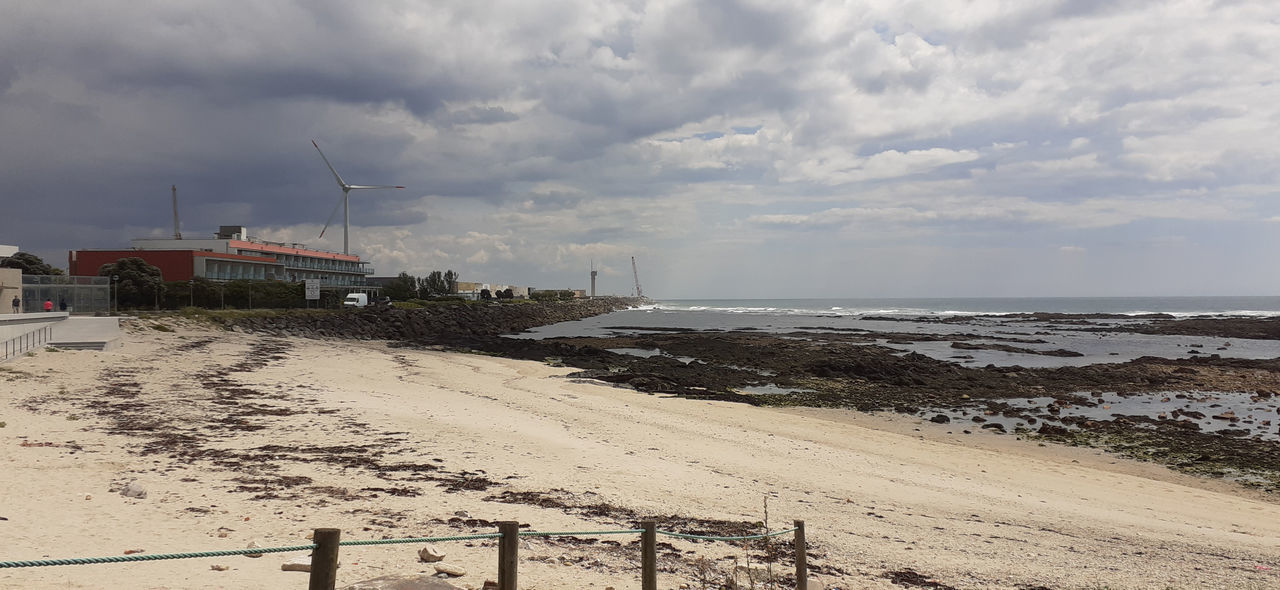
[43,298,53,313]
[10,296,18,314]
[59,299,67,312]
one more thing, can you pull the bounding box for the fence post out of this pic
[498,521,519,590]
[309,528,341,590]
[642,521,657,590]
[794,520,807,590]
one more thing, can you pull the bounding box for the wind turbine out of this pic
[313,140,404,255]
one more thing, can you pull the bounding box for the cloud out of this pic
[2,0,1279,296]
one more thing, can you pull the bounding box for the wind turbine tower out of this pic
[631,256,644,299]
[312,140,405,255]
[590,260,598,298]
[171,185,182,239]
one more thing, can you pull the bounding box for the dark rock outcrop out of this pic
[225,298,640,342]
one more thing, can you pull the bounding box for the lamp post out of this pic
[111,275,118,315]
[189,278,195,308]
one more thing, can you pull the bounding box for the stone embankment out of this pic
[225,298,640,342]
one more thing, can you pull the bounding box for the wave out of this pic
[646,301,1280,319]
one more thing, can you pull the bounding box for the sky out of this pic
[1,0,1278,299]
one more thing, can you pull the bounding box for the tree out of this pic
[443,270,458,295]
[479,288,492,300]
[0,252,63,275]
[98,258,165,309]
[498,288,514,300]
[421,271,446,297]
[414,269,461,298]
[383,272,419,300]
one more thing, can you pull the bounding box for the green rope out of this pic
[0,544,316,568]
[1,526,804,569]
[657,527,799,541]
[340,533,501,546]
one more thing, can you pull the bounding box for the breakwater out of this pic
[225,298,641,341]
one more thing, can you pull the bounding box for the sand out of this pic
[1,320,1277,589]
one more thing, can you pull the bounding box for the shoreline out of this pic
[2,320,1279,589]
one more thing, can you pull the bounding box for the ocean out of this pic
[650,296,1280,318]
[515,296,1280,369]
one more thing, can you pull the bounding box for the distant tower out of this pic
[171,185,183,239]
[590,260,598,298]
[631,256,644,299]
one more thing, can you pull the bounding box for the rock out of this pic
[433,562,466,577]
[120,481,147,499]
[281,556,312,572]
[341,574,465,589]
[482,581,499,590]
[244,539,264,558]
[929,414,951,424]
[805,577,826,590]
[418,544,446,562]
[453,510,471,518]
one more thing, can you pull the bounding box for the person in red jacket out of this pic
[43,298,53,312]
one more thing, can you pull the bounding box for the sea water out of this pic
[515,296,1280,368]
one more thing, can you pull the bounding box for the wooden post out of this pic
[794,520,807,590]
[642,521,657,590]
[309,528,341,590]
[498,521,519,590]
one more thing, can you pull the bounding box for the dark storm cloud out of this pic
[2,1,1277,297]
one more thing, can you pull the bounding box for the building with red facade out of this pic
[69,225,373,287]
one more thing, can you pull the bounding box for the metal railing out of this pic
[1,325,53,363]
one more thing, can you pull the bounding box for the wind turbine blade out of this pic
[318,194,344,239]
[346,185,406,190]
[312,140,348,188]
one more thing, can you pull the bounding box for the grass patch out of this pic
[44,346,63,352]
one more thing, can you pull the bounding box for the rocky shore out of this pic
[224,297,641,341]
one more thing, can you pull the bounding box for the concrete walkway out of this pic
[49,316,122,350]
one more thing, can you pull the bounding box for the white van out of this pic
[342,293,368,307]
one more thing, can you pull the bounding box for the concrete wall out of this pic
[0,312,67,342]
[0,268,20,314]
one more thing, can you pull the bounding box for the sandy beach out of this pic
[2,320,1278,589]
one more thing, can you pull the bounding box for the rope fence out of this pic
[1,519,810,590]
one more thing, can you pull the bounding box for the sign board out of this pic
[304,279,320,300]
